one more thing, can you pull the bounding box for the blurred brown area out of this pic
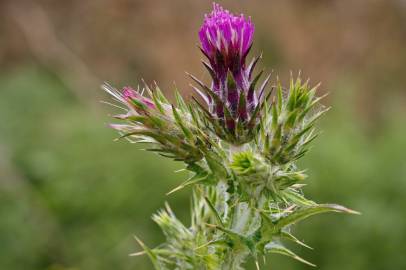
[1,0,405,117]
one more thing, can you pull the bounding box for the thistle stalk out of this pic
[103,3,358,269]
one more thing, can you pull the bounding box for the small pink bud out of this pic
[121,86,156,110]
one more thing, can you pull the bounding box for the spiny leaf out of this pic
[204,196,225,227]
[277,80,283,112]
[285,109,299,131]
[274,204,360,231]
[192,96,227,137]
[247,70,264,101]
[166,172,210,195]
[257,73,272,102]
[306,106,331,126]
[194,239,229,250]
[280,231,313,250]
[298,93,329,121]
[265,242,316,267]
[188,73,223,106]
[284,124,314,152]
[281,188,316,207]
[205,152,228,178]
[211,224,246,242]
[191,85,210,105]
[188,104,201,127]
[141,79,154,97]
[237,91,248,121]
[192,96,212,119]
[153,83,170,104]
[226,71,238,102]
[151,92,166,114]
[271,98,278,130]
[202,61,217,81]
[247,89,273,129]
[133,235,162,270]
[270,123,282,152]
[128,96,149,111]
[301,130,319,148]
[248,54,262,79]
[171,105,193,140]
[198,44,211,60]
[175,90,188,112]
[189,74,235,128]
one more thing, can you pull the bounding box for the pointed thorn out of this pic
[129,251,146,257]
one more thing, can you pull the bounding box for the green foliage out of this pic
[1,67,405,270]
[105,68,359,269]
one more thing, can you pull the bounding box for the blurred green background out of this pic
[1,1,405,269]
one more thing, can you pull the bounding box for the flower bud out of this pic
[193,3,270,144]
[122,86,156,113]
[199,3,254,92]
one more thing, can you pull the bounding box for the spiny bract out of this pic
[103,3,358,270]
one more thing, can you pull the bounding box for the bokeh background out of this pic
[1,0,405,269]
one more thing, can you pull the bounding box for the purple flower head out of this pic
[199,3,254,90]
[193,3,268,144]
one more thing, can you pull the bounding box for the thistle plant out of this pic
[103,3,358,269]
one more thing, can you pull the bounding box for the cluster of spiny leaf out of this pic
[105,75,358,270]
[104,83,206,163]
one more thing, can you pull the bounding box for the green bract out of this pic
[104,3,358,269]
[104,74,358,270]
